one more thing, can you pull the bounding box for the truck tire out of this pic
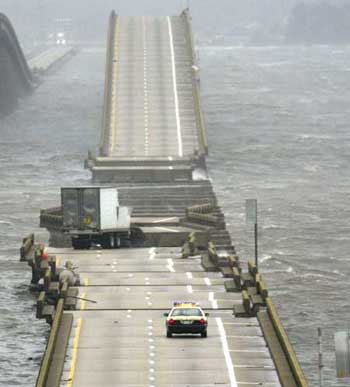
[72,237,91,250]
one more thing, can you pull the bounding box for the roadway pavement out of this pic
[50,247,281,387]
[107,16,199,159]
[27,46,74,73]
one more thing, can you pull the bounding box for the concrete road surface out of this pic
[50,247,281,387]
[107,16,200,159]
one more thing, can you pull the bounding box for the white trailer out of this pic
[61,187,131,249]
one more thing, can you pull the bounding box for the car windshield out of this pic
[171,308,203,317]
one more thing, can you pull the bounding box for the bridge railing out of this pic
[100,11,117,157]
[0,13,33,89]
[40,207,63,230]
[181,9,208,156]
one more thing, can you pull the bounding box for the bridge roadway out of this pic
[32,10,306,387]
[28,46,75,74]
[106,15,198,158]
[87,11,207,182]
[52,246,281,387]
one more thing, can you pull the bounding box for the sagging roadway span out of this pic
[27,9,308,387]
[0,13,33,113]
[0,12,76,114]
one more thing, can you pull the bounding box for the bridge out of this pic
[0,13,76,114]
[21,9,308,387]
[86,10,207,182]
[0,13,33,113]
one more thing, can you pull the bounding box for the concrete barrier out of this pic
[20,233,34,261]
[100,11,117,157]
[187,211,219,227]
[40,208,63,230]
[181,232,199,258]
[36,298,64,387]
[181,9,208,156]
[186,203,213,214]
[266,298,308,387]
[36,291,46,319]
[233,290,252,317]
[208,241,218,266]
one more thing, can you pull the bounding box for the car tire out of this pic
[201,331,207,338]
[167,330,172,338]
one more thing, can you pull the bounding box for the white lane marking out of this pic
[186,272,193,279]
[204,277,211,286]
[209,291,218,309]
[216,317,238,387]
[186,285,193,294]
[152,217,177,224]
[229,349,268,353]
[167,16,183,158]
[149,247,156,254]
[167,258,175,273]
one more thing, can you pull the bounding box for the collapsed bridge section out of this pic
[23,9,309,387]
[0,13,34,113]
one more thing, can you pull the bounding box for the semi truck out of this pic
[61,187,131,249]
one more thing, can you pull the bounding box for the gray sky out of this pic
[0,0,334,44]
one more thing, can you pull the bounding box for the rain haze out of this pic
[1,0,350,386]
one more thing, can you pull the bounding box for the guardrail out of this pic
[0,13,33,89]
[100,11,117,157]
[204,241,308,386]
[36,298,64,387]
[266,298,309,387]
[40,207,63,230]
[186,203,213,214]
[181,9,208,156]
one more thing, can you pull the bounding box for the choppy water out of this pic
[1,45,350,386]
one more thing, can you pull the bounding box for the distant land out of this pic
[285,1,350,44]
